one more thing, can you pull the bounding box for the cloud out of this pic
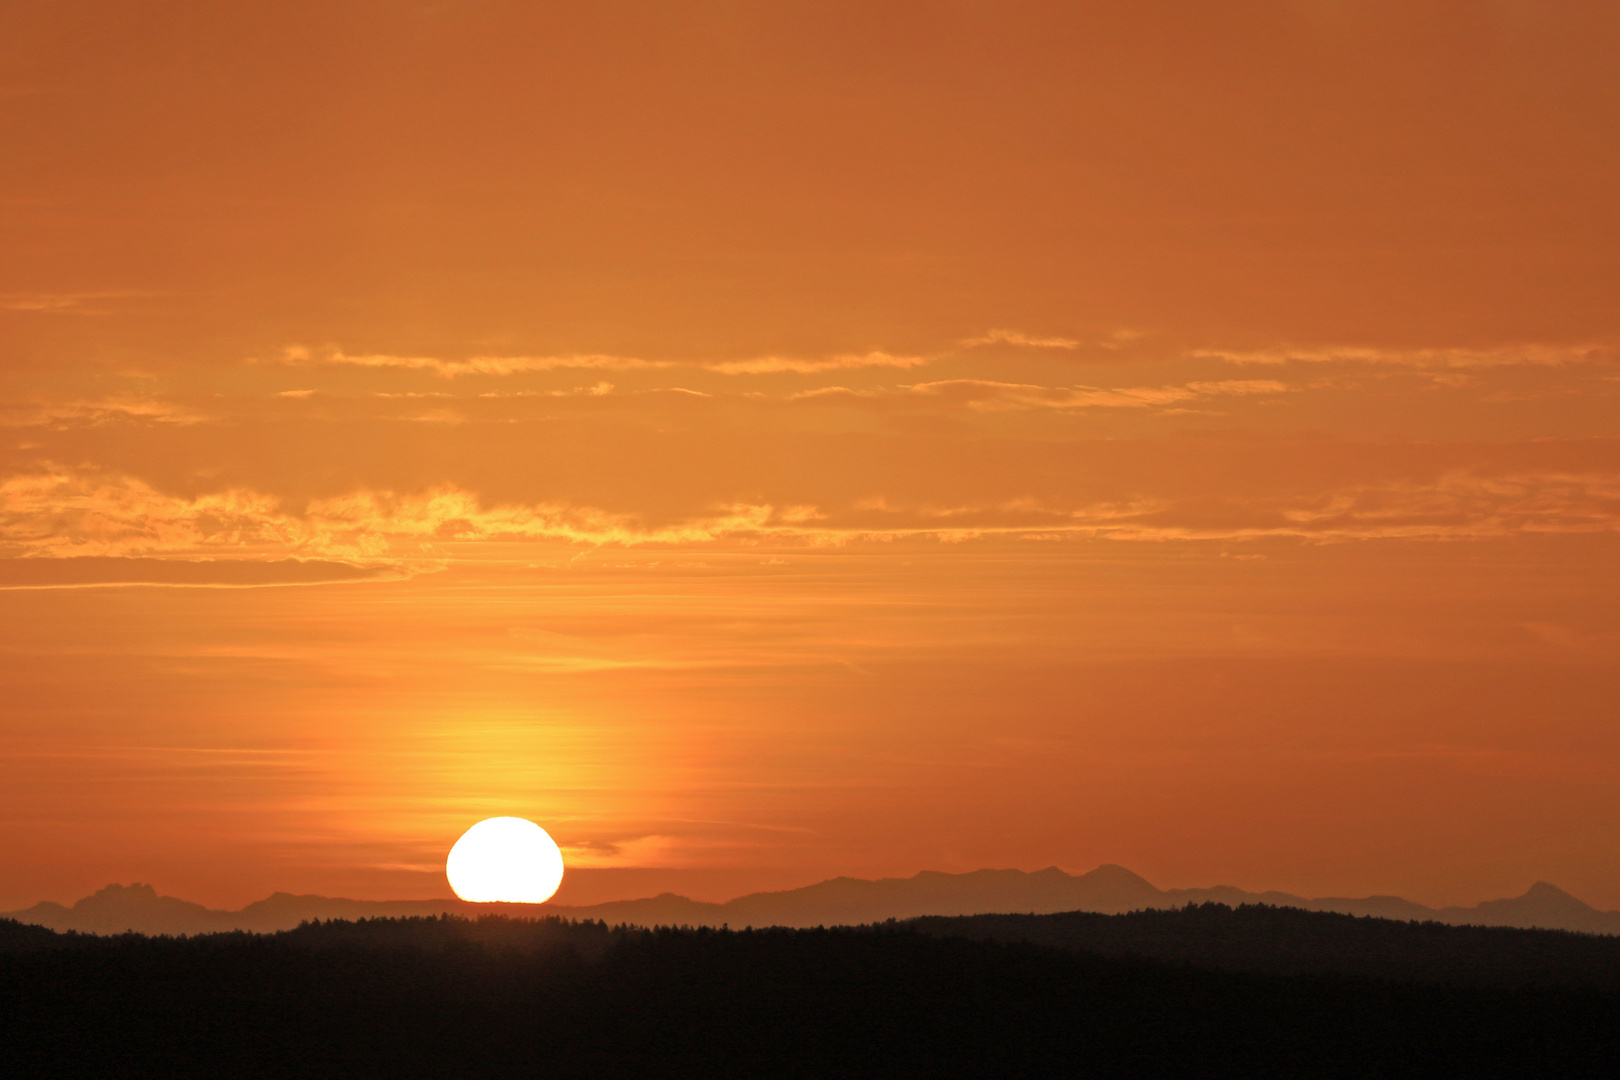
[301,488,785,552]
[815,469,1620,543]
[560,835,688,867]
[5,458,1618,563]
[0,469,797,561]
[0,557,400,589]
[0,395,211,427]
[0,292,147,315]
[279,346,669,377]
[1195,343,1615,368]
[901,378,1289,410]
[701,351,927,375]
[560,833,767,868]
[959,329,1083,349]
[1270,470,1620,540]
[0,470,301,558]
[278,346,928,378]
[470,382,622,399]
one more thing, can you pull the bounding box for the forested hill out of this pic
[912,902,1620,987]
[8,901,1619,986]
[4,906,1620,1078]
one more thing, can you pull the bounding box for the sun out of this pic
[445,817,566,903]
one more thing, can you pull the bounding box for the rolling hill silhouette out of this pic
[7,908,1620,1077]
[9,865,1619,937]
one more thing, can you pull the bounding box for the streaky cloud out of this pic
[0,556,402,589]
[959,329,1084,349]
[1195,342,1616,368]
[277,345,928,378]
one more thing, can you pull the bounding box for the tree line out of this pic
[3,904,1618,1078]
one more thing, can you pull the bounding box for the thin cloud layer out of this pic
[959,329,1083,349]
[702,352,928,375]
[0,470,791,560]
[0,557,398,589]
[902,378,1288,411]
[0,291,150,315]
[278,347,671,377]
[6,460,1618,564]
[1197,343,1616,368]
[0,395,213,427]
[278,346,928,378]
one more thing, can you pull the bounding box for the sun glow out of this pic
[445,817,565,903]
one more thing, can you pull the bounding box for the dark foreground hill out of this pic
[4,906,1619,1079]
[914,902,1620,987]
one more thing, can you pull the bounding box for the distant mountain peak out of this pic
[89,882,159,901]
[1523,881,1580,901]
[1501,881,1597,914]
[1084,864,1157,886]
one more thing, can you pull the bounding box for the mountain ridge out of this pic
[8,865,1619,937]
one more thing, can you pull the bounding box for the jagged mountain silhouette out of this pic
[8,865,1618,937]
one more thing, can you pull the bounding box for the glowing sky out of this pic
[3,1,1619,911]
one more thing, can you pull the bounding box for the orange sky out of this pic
[3,1,1619,912]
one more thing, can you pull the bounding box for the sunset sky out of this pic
[3,1,1619,913]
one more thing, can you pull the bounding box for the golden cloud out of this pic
[958,329,1083,349]
[278,346,671,377]
[277,346,929,378]
[902,378,1289,410]
[701,352,928,375]
[4,463,1619,564]
[0,395,212,427]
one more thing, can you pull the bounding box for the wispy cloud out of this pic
[702,351,927,375]
[812,470,1620,543]
[1271,470,1620,539]
[279,346,670,377]
[958,329,1083,349]
[0,557,400,590]
[901,378,1288,410]
[561,834,691,867]
[0,470,797,561]
[0,291,148,315]
[5,463,1619,561]
[277,346,928,378]
[1195,343,1615,368]
[0,395,211,427]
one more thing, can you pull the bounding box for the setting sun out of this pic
[445,817,565,904]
